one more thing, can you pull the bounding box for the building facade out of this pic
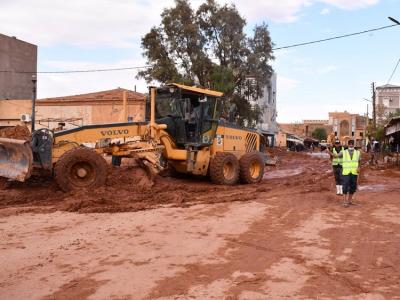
[277,111,367,147]
[278,120,332,139]
[376,84,400,123]
[0,99,32,128]
[385,116,400,152]
[255,73,278,134]
[249,72,278,146]
[0,33,37,100]
[36,88,146,130]
[328,111,366,147]
[0,88,146,130]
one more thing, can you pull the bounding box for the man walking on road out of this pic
[333,140,361,207]
[329,140,344,195]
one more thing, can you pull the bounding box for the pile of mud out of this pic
[0,125,31,140]
[1,151,388,216]
[0,164,260,214]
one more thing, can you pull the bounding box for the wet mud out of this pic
[1,150,400,299]
[0,125,31,140]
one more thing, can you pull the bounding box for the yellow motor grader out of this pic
[0,84,265,191]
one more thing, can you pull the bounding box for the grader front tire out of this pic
[239,152,265,184]
[54,147,108,192]
[210,152,239,185]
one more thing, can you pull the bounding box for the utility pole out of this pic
[31,75,37,132]
[372,82,376,129]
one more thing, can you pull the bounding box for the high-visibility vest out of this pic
[332,147,344,166]
[342,149,360,175]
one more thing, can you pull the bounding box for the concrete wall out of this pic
[279,122,332,139]
[0,34,37,100]
[254,73,278,134]
[0,88,146,130]
[328,112,366,147]
[376,86,400,119]
[35,102,145,130]
[0,99,32,127]
[91,102,144,124]
[275,132,287,147]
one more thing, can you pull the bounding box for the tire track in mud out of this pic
[1,151,399,299]
[0,152,321,216]
[143,154,400,299]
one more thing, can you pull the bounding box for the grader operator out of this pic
[0,84,265,191]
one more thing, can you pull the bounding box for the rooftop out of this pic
[376,84,400,89]
[0,33,37,47]
[385,116,400,128]
[37,88,145,104]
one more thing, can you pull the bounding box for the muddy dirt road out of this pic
[1,151,400,299]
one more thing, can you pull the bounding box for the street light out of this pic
[31,74,37,132]
[388,17,400,25]
[362,98,372,103]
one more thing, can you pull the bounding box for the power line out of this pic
[387,57,400,84]
[0,66,150,74]
[272,24,399,50]
[0,23,399,74]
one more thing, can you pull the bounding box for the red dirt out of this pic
[0,125,31,140]
[0,152,332,215]
[1,151,400,299]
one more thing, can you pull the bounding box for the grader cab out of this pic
[0,84,265,191]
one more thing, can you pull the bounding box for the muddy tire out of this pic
[54,147,108,192]
[239,152,265,184]
[209,152,239,185]
[0,177,8,190]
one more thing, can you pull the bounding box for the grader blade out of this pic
[0,138,33,182]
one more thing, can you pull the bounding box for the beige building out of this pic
[0,99,33,128]
[328,111,366,146]
[277,111,367,147]
[0,33,37,100]
[0,88,146,130]
[35,88,146,130]
[376,84,400,123]
[278,120,332,139]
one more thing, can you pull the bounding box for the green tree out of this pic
[138,0,274,126]
[312,127,327,141]
[369,108,400,141]
[387,108,400,120]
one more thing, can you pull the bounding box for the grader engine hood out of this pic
[0,138,33,182]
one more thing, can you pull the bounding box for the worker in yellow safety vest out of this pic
[333,140,361,207]
[329,140,344,195]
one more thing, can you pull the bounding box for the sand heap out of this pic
[0,125,31,140]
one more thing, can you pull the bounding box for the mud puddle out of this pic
[307,152,330,158]
[358,184,391,192]
[263,167,304,179]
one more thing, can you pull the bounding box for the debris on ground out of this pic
[265,156,279,166]
[0,125,31,140]
[1,151,400,299]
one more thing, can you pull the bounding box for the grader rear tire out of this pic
[54,147,108,192]
[210,152,239,185]
[239,152,265,184]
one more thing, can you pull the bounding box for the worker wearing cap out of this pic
[329,140,344,195]
[334,140,361,207]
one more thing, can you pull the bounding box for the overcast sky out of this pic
[1,0,399,122]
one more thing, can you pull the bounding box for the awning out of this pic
[287,138,304,144]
